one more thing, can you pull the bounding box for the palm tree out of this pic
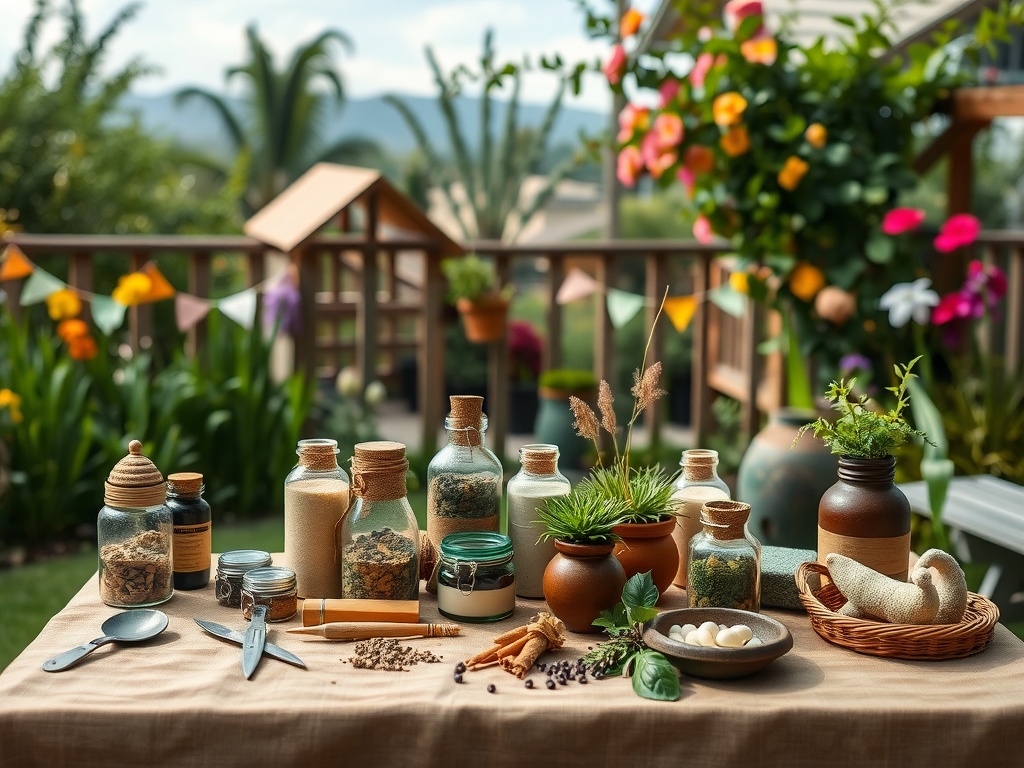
[176,25,383,214]
[386,30,581,242]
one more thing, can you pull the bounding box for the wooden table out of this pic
[2,561,1024,768]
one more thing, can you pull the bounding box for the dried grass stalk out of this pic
[598,380,617,436]
[631,361,667,414]
[569,396,600,441]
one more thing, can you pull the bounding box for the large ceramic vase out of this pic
[611,518,678,598]
[817,455,911,582]
[737,408,838,550]
[534,387,595,469]
[543,541,626,634]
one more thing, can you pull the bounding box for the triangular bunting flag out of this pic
[175,293,212,332]
[20,268,67,306]
[556,267,600,304]
[664,295,698,332]
[606,288,645,329]
[708,285,747,318]
[0,244,34,281]
[139,262,176,303]
[91,295,128,336]
[218,288,258,330]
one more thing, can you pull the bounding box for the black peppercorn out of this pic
[524,679,534,689]
[454,673,463,684]
[545,679,556,690]
[455,662,466,674]
[487,684,496,694]
[579,676,588,684]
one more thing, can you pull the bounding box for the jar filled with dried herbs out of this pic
[687,500,761,612]
[426,396,502,559]
[339,441,420,600]
[98,440,173,608]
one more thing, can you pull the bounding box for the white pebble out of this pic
[715,627,745,647]
[697,621,719,638]
[746,636,763,647]
[732,625,753,644]
[669,624,683,636]
[718,624,728,632]
[668,628,683,641]
[696,625,718,647]
[679,623,697,637]
[683,630,701,646]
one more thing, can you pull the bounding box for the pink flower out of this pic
[658,78,681,108]
[689,52,715,88]
[617,103,650,143]
[603,44,627,85]
[651,112,684,149]
[881,208,925,235]
[617,145,643,187]
[677,166,695,196]
[934,213,981,252]
[932,291,974,325]
[693,215,714,244]
[641,131,676,179]
[724,0,764,36]
[965,260,1008,303]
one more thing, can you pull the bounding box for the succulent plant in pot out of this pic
[441,254,512,343]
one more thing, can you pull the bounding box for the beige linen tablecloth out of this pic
[2,558,1024,768]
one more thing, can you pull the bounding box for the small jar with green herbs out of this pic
[687,500,760,612]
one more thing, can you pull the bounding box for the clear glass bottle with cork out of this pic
[688,500,761,611]
[98,440,173,607]
[339,441,420,600]
[506,444,570,598]
[284,439,350,599]
[671,449,730,588]
[426,396,502,566]
[166,472,212,590]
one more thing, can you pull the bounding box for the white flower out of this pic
[364,381,387,406]
[336,366,361,397]
[878,278,939,327]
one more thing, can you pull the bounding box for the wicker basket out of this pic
[795,561,1000,660]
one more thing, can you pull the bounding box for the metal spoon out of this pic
[42,609,169,672]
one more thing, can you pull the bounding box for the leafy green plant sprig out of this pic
[582,464,678,524]
[535,485,625,545]
[583,571,681,702]
[796,356,930,458]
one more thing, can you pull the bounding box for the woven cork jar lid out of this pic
[353,441,407,462]
[167,472,203,495]
[104,439,167,508]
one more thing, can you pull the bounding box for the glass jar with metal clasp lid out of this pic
[216,550,273,608]
[241,566,298,622]
[437,532,515,622]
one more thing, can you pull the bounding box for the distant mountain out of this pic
[117,90,608,159]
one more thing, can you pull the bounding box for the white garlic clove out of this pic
[732,625,753,644]
[683,630,701,646]
[697,621,720,637]
[746,636,763,647]
[679,623,697,637]
[718,624,728,632]
[715,628,745,647]
[696,625,718,647]
[669,624,683,636]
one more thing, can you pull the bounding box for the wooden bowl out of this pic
[643,608,793,679]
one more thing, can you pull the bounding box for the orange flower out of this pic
[617,145,644,187]
[684,145,714,175]
[720,126,750,157]
[805,122,827,149]
[46,288,82,321]
[777,155,809,191]
[68,334,98,361]
[620,7,644,37]
[712,92,747,126]
[617,103,650,142]
[112,272,153,306]
[788,262,826,302]
[730,271,750,294]
[740,36,777,65]
[652,113,684,149]
[57,318,89,342]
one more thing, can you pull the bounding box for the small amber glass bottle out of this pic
[167,472,212,590]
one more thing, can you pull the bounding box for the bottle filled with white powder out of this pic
[671,449,730,588]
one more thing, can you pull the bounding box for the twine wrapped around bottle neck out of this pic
[297,439,341,471]
[681,449,718,482]
[350,441,409,502]
[520,444,558,476]
[104,440,167,508]
[447,395,485,447]
[700,499,751,540]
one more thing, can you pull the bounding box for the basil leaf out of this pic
[622,571,659,610]
[592,603,628,631]
[626,605,659,625]
[631,650,681,702]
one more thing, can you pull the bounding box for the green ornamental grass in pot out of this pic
[800,357,929,582]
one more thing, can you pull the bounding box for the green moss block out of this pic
[762,546,817,610]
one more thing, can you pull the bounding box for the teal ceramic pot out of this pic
[737,408,838,550]
[533,388,594,469]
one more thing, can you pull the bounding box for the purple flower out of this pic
[839,354,872,375]
[263,271,301,336]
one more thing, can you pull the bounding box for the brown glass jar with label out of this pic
[167,472,212,590]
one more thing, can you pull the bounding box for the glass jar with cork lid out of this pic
[339,441,420,600]
[98,440,173,607]
[671,449,730,587]
[687,500,761,611]
[284,439,350,599]
[426,396,502,566]
[167,472,212,590]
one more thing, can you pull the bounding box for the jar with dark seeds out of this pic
[487,684,496,693]
[545,679,556,690]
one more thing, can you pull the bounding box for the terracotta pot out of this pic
[543,540,626,634]
[818,455,911,582]
[456,294,508,343]
[737,408,838,550]
[612,517,679,598]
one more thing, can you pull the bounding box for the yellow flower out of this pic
[0,388,23,424]
[729,272,750,294]
[45,288,82,321]
[712,92,748,127]
[777,156,809,191]
[789,262,826,302]
[805,122,827,149]
[112,272,153,306]
[720,126,750,157]
[740,36,777,65]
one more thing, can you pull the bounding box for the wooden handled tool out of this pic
[287,622,461,640]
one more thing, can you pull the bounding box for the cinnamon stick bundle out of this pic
[465,613,566,678]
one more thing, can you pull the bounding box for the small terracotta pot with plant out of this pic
[441,254,512,343]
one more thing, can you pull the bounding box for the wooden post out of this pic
[488,252,511,464]
[357,192,380,397]
[691,254,713,444]
[643,251,668,444]
[129,252,150,354]
[293,245,317,383]
[1007,246,1023,377]
[69,251,93,323]
[188,252,211,360]
[419,247,445,457]
[544,255,564,371]
[594,253,616,458]
[939,125,981,294]
[741,300,762,441]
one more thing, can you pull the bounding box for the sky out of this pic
[1,0,625,112]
